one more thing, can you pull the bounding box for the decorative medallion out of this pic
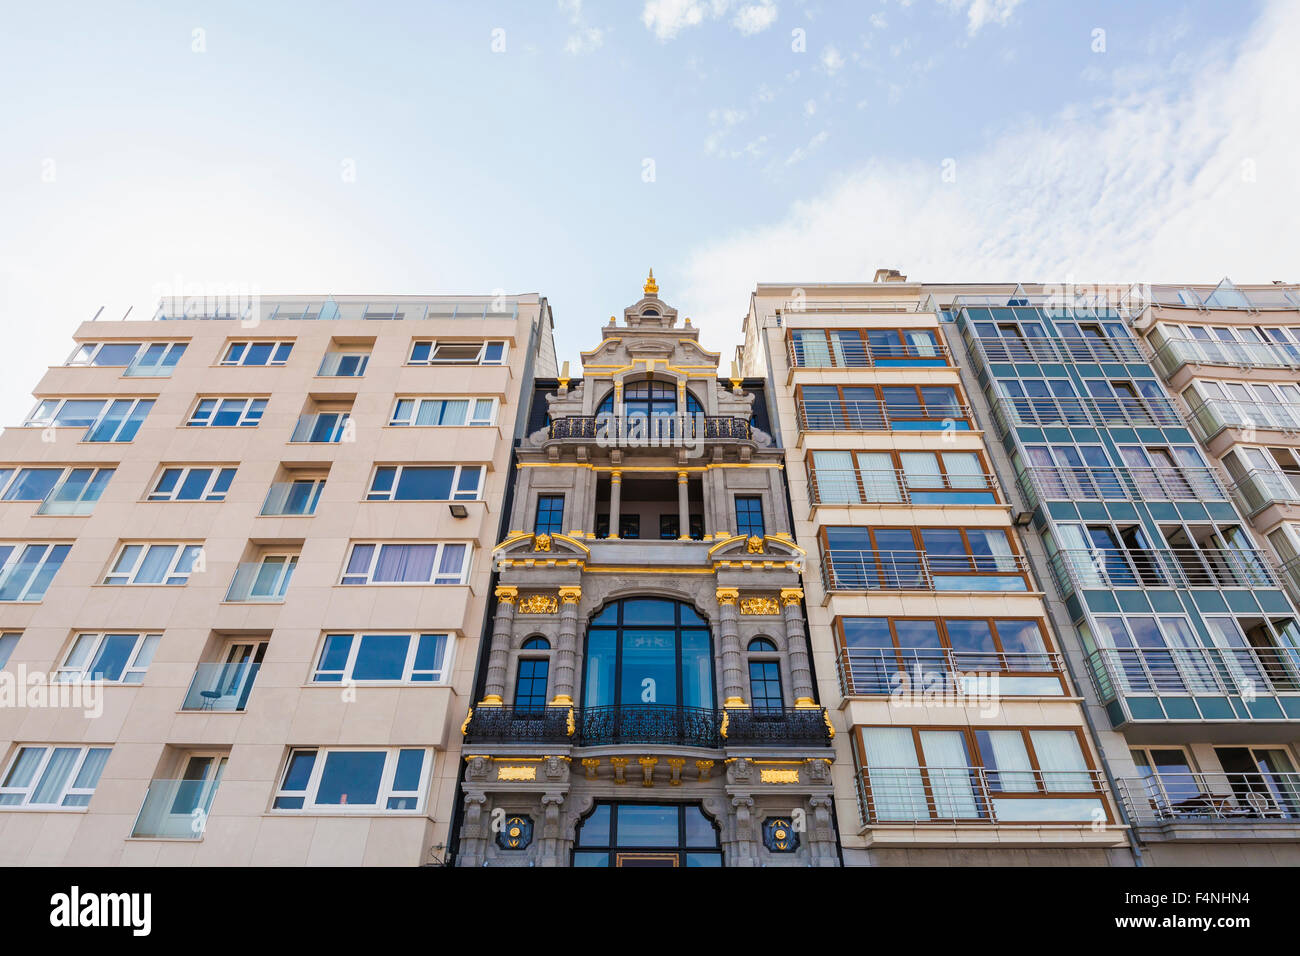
[746,535,764,554]
[518,593,559,614]
[497,815,534,851]
[763,817,800,853]
[739,596,780,616]
[533,534,552,552]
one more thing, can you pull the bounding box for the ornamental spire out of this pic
[643,268,658,296]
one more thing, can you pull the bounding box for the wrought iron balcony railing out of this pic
[1149,336,1300,379]
[1047,547,1280,596]
[548,414,751,442]
[1016,465,1228,508]
[462,704,833,748]
[821,549,1030,592]
[796,399,972,432]
[1226,469,1300,517]
[1084,645,1300,702]
[1116,771,1300,824]
[786,338,951,369]
[1185,397,1300,444]
[837,647,1066,697]
[857,766,1108,825]
[806,467,1000,506]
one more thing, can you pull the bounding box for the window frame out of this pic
[186,396,268,428]
[103,542,203,586]
[734,495,766,538]
[534,493,566,535]
[0,543,71,602]
[65,341,146,367]
[407,340,507,366]
[271,747,431,814]
[819,525,1028,590]
[339,541,472,586]
[24,397,155,442]
[366,464,484,502]
[147,465,237,502]
[311,631,452,684]
[388,397,498,427]
[0,744,111,810]
[219,341,293,367]
[54,631,161,684]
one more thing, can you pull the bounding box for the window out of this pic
[318,351,369,377]
[514,638,551,713]
[809,450,995,505]
[822,527,1026,591]
[596,381,703,419]
[55,632,160,684]
[408,340,506,365]
[124,342,187,377]
[104,543,203,585]
[66,342,186,374]
[187,397,267,427]
[367,465,484,501]
[0,632,19,669]
[0,745,111,808]
[796,385,968,431]
[0,543,71,601]
[148,466,236,502]
[748,659,783,711]
[389,397,497,427]
[24,398,154,442]
[226,554,298,602]
[0,466,115,515]
[261,477,326,515]
[272,748,430,812]
[790,328,945,368]
[131,752,228,839]
[573,803,721,867]
[220,341,292,366]
[340,542,470,585]
[290,409,350,443]
[66,342,146,367]
[312,632,450,683]
[535,494,565,535]
[583,598,713,711]
[735,496,765,537]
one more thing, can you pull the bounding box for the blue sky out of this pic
[1,0,1295,423]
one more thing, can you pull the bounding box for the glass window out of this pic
[582,599,714,711]
[103,543,202,585]
[389,397,496,426]
[311,632,450,683]
[734,495,765,537]
[221,341,293,366]
[187,397,266,427]
[0,745,111,808]
[273,748,428,812]
[748,659,783,710]
[0,543,72,601]
[366,465,483,502]
[0,632,18,669]
[535,494,565,535]
[514,658,550,713]
[55,632,160,684]
[148,466,236,502]
[339,542,470,585]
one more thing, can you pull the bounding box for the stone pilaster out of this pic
[482,586,518,704]
[780,587,816,707]
[550,586,582,705]
[716,587,745,706]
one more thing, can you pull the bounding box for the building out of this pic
[456,273,840,867]
[0,293,554,865]
[740,276,1134,865]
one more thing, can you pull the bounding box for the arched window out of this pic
[597,382,703,419]
[514,637,552,714]
[583,598,714,712]
[746,637,783,712]
[522,636,550,650]
[748,637,777,653]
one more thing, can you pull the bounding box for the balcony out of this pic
[786,338,950,369]
[180,661,260,712]
[1086,645,1300,703]
[807,467,1000,506]
[1047,546,1279,596]
[259,481,323,517]
[548,415,751,442]
[987,394,1183,438]
[130,777,222,839]
[224,558,296,603]
[1150,336,1300,379]
[1227,469,1300,518]
[1017,465,1228,509]
[857,766,1108,825]
[1185,397,1300,445]
[290,413,350,444]
[1116,772,1300,830]
[837,647,1067,697]
[965,330,1145,366]
[462,704,833,748]
[796,399,972,433]
[821,550,1030,592]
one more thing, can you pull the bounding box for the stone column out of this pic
[608,470,622,539]
[482,586,518,704]
[780,588,816,707]
[550,586,582,705]
[678,470,691,540]
[716,587,745,707]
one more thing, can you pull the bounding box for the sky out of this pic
[1,0,1297,423]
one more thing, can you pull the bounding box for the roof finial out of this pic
[643,268,658,296]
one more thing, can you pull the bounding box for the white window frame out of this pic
[227,553,298,602]
[103,542,203,586]
[0,632,19,670]
[339,541,471,586]
[219,340,294,367]
[0,543,70,602]
[388,397,497,427]
[66,341,146,367]
[55,631,161,684]
[317,351,370,377]
[24,397,154,442]
[187,397,268,427]
[271,747,430,814]
[407,340,507,366]
[365,464,484,501]
[0,745,111,809]
[311,632,452,684]
[147,465,237,502]
[261,476,328,515]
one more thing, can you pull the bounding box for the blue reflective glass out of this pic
[316,751,384,805]
[88,634,138,681]
[622,598,675,626]
[576,805,610,846]
[352,633,410,680]
[395,467,453,501]
[392,749,424,791]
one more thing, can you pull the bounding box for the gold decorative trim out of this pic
[779,587,804,607]
[715,587,739,605]
[760,769,800,784]
[739,596,779,616]
[746,535,764,554]
[494,586,519,604]
[518,593,558,614]
[558,586,582,604]
[533,534,552,552]
[497,766,537,782]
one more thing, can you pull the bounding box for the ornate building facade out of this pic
[457,275,839,867]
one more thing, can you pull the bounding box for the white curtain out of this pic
[942,452,984,489]
[920,731,978,818]
[985,731,1036,792]
[900,453,941,489]
[906,330,938,356]
[30,748,79,805]
[812,451,860,504]
[862,728,926,821]
[794,330,830,367]
[857,452,902,501]
[1029,731,1091,792]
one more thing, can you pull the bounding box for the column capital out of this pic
[495,585,519,604]
[558,586,582,604]
[677,470,689,483]
[610,470,622,482]
[715,587,740,605]
[779,587,804,607]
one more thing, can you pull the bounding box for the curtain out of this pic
[439,400,469,426]
[985,731,1036,792]
[1029,731,1092,792]
[812,451,859,504]
[906,330,938,356]
[972,530,1015,572]
[30,748,79,805]
[436,544,467,582]
[941,452,983,489]
[900,452,941,489]
[794,330,830,367]
[856,452,901,501]
[374,544,436,583]
[920,731,979,818]
[135,545,175,584]
[414,401,439,426]
[862,728,926,821]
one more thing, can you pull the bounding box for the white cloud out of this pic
[939,0,1025,35]
[802,98,817,117]
[820,45,845,74]
[641,0,777,39]
[679,0,1300,356]
[559,0,606,54]
[784,129,829,166]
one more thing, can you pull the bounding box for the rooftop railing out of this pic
[786,338,951,369]
[150,296,522,322]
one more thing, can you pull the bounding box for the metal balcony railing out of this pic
[462,704,833,748]
[964,330,1144,366]
[1016,465,1228,508]
[1149,336,1300,379]
[1185,398,1300,444]
[806,467,999,505]
[1116,771,1300,824]
[1278,555,1300,606]
[796,399,972,432]
[821,550,1030,592]
[180,662,260,712]
[779,299,929,313]
[1085,644,1300,703]
[987,394,1183,437]
[857,766,1107,825]
[786,338,951,369]
[548,414,751,442]
[1226,469,1300,517]
[836,647,1066,696]
[1048,546,1280,596]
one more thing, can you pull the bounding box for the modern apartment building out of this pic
[739,276,1134,865]
[0,293,555,865]
[456,274,839,867]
